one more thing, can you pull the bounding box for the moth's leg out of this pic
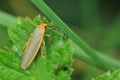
[23,34,33,51]
[44,34,50,37]
[41,35,49,59]
[41,40,45,59]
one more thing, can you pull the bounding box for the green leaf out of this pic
[0,16,73,80]
[93,69,120,80]
[0,49,32,80]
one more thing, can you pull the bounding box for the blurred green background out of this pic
[0,0,120,80]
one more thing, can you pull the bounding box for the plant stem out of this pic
[31,0,109,70]
[0,11,16,27]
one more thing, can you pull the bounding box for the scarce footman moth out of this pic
[21,23,47,70]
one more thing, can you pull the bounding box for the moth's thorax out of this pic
[38,23,47,30]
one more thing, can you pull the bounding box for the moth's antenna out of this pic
[27,19,64,36]
[47,27,63,36]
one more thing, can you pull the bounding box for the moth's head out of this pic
[39,23,47,30]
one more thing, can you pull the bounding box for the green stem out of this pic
[0,11,16,27]
[31,0,108,70]
[73,43,120,71]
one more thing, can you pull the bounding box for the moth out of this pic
[21,23,47,70]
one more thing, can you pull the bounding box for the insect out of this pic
[21,23,47,70]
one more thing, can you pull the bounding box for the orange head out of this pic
[39,23,47,30]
